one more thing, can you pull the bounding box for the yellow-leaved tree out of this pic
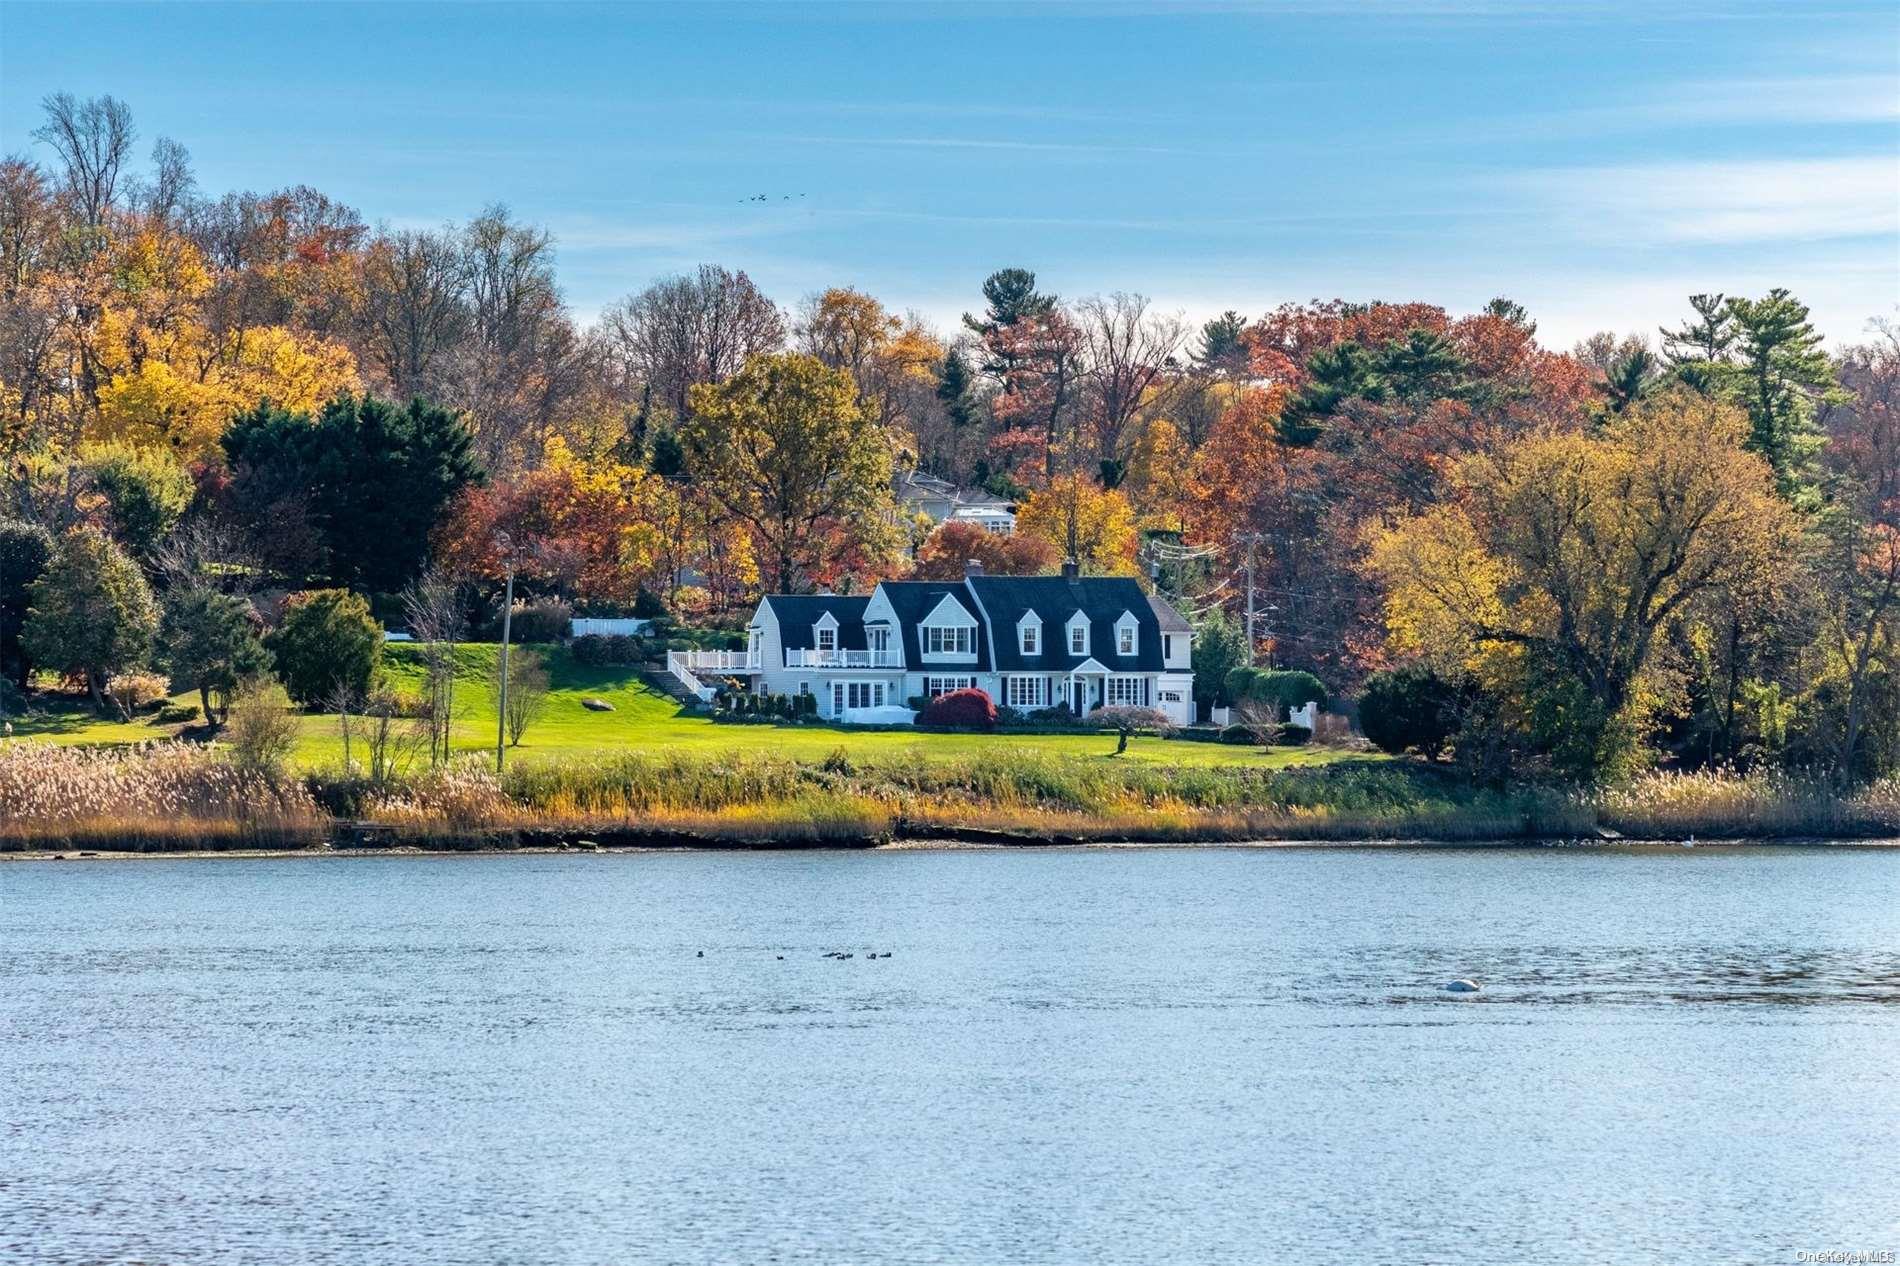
[1016,472,1139,575]
[1367,389,1792,777]
[683,353,898,593]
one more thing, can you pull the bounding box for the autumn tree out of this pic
[1802,326,1900,782]
[496,646,549,747]
[912,519,1058,580]
[32,93,135,229]
[1368,390,1791,778]
[80,441,191,557]
[602,264,784,428]
[682,353,896,593]
[988,308,1083,485]
[1015,473,1138,575]
[433,436,664,607]
[1073,292,1184,472]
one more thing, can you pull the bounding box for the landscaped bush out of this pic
[107,671,170,716]
[224,676,300,776]
[1219,724,1255,745]
[268,588,381,705]
[919,687,997,731]
[1359,664,1460,757]
[1278,723,1311,746]
[571,633,647,666]
[506,599,573,644]
[1224,667,1328,711]
[153,703,200,725]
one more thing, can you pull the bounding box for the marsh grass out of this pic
[1594,770,1900,839]
[4,741,1895,852]
[0,742,324,852]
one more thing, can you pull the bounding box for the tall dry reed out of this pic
[0,741,325,851]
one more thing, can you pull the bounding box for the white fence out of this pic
[570,617,653,638]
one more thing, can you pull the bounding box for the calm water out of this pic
[2,846,1897,1265]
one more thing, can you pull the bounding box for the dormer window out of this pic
[814,611,839,656]
[1067,611,1089,656]
[1114,610,1140,658]
[1017,610,1042,656]
[926,626,973,655]
[920,593,979,660]
[816,626,835,653]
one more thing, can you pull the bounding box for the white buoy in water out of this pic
[1444,978,1483,994]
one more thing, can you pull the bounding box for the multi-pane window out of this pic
[1021,625,1038,655]
[926,626,973,655]
[832,681,886,712]
[1118,625,1136,656]
[1069,624,1087,654]
[1106,676,1144,706]
[1005,676,1047,709]
[816,626,836,652]
[924,675,976,698]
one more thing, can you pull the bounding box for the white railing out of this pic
[665,650,756,703]
[673,649,759,673]
[785,648,903,669]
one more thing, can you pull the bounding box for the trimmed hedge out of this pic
[1224,667,1328,710]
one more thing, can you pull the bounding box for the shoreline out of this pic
[7,834,1897,862]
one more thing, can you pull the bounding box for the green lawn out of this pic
[9,643,1356,773]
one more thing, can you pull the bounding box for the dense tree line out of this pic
[1,92,1896,785]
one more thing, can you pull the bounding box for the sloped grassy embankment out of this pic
[4,742,1898,853]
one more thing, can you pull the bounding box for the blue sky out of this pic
[2,0,1895,346]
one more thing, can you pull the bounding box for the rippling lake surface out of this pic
[3,846,1898,1264]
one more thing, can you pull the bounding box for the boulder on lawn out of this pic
[581,697,615,712]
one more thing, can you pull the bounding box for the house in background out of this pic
[896,470,1017,536]
[674,562,1195,725]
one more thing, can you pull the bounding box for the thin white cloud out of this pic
[1503,156,1900,245]
[1470,73,1900,143]
[753,132,1197,158]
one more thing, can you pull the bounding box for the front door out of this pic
[1071,680,1085,714]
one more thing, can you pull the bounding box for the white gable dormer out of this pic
[1017,609,1043,656]
[1114,609,1140,658]
[813,610,839,656]
[921,592,978,661]
[1065,610,1090,656]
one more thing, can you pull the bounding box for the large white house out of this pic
[678,562,1196,726]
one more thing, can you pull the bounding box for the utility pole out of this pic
[495,533,516,774]
[1240,532,1259,667]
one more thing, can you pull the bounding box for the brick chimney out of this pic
[964,558,985,578]
[1061,560,1079,581]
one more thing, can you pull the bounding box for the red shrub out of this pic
[919,687,998,731]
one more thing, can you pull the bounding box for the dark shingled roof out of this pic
[759,594,870,651]
[876,580,991,670]
[968,575,1167,672]
[1147,594,1192,633]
